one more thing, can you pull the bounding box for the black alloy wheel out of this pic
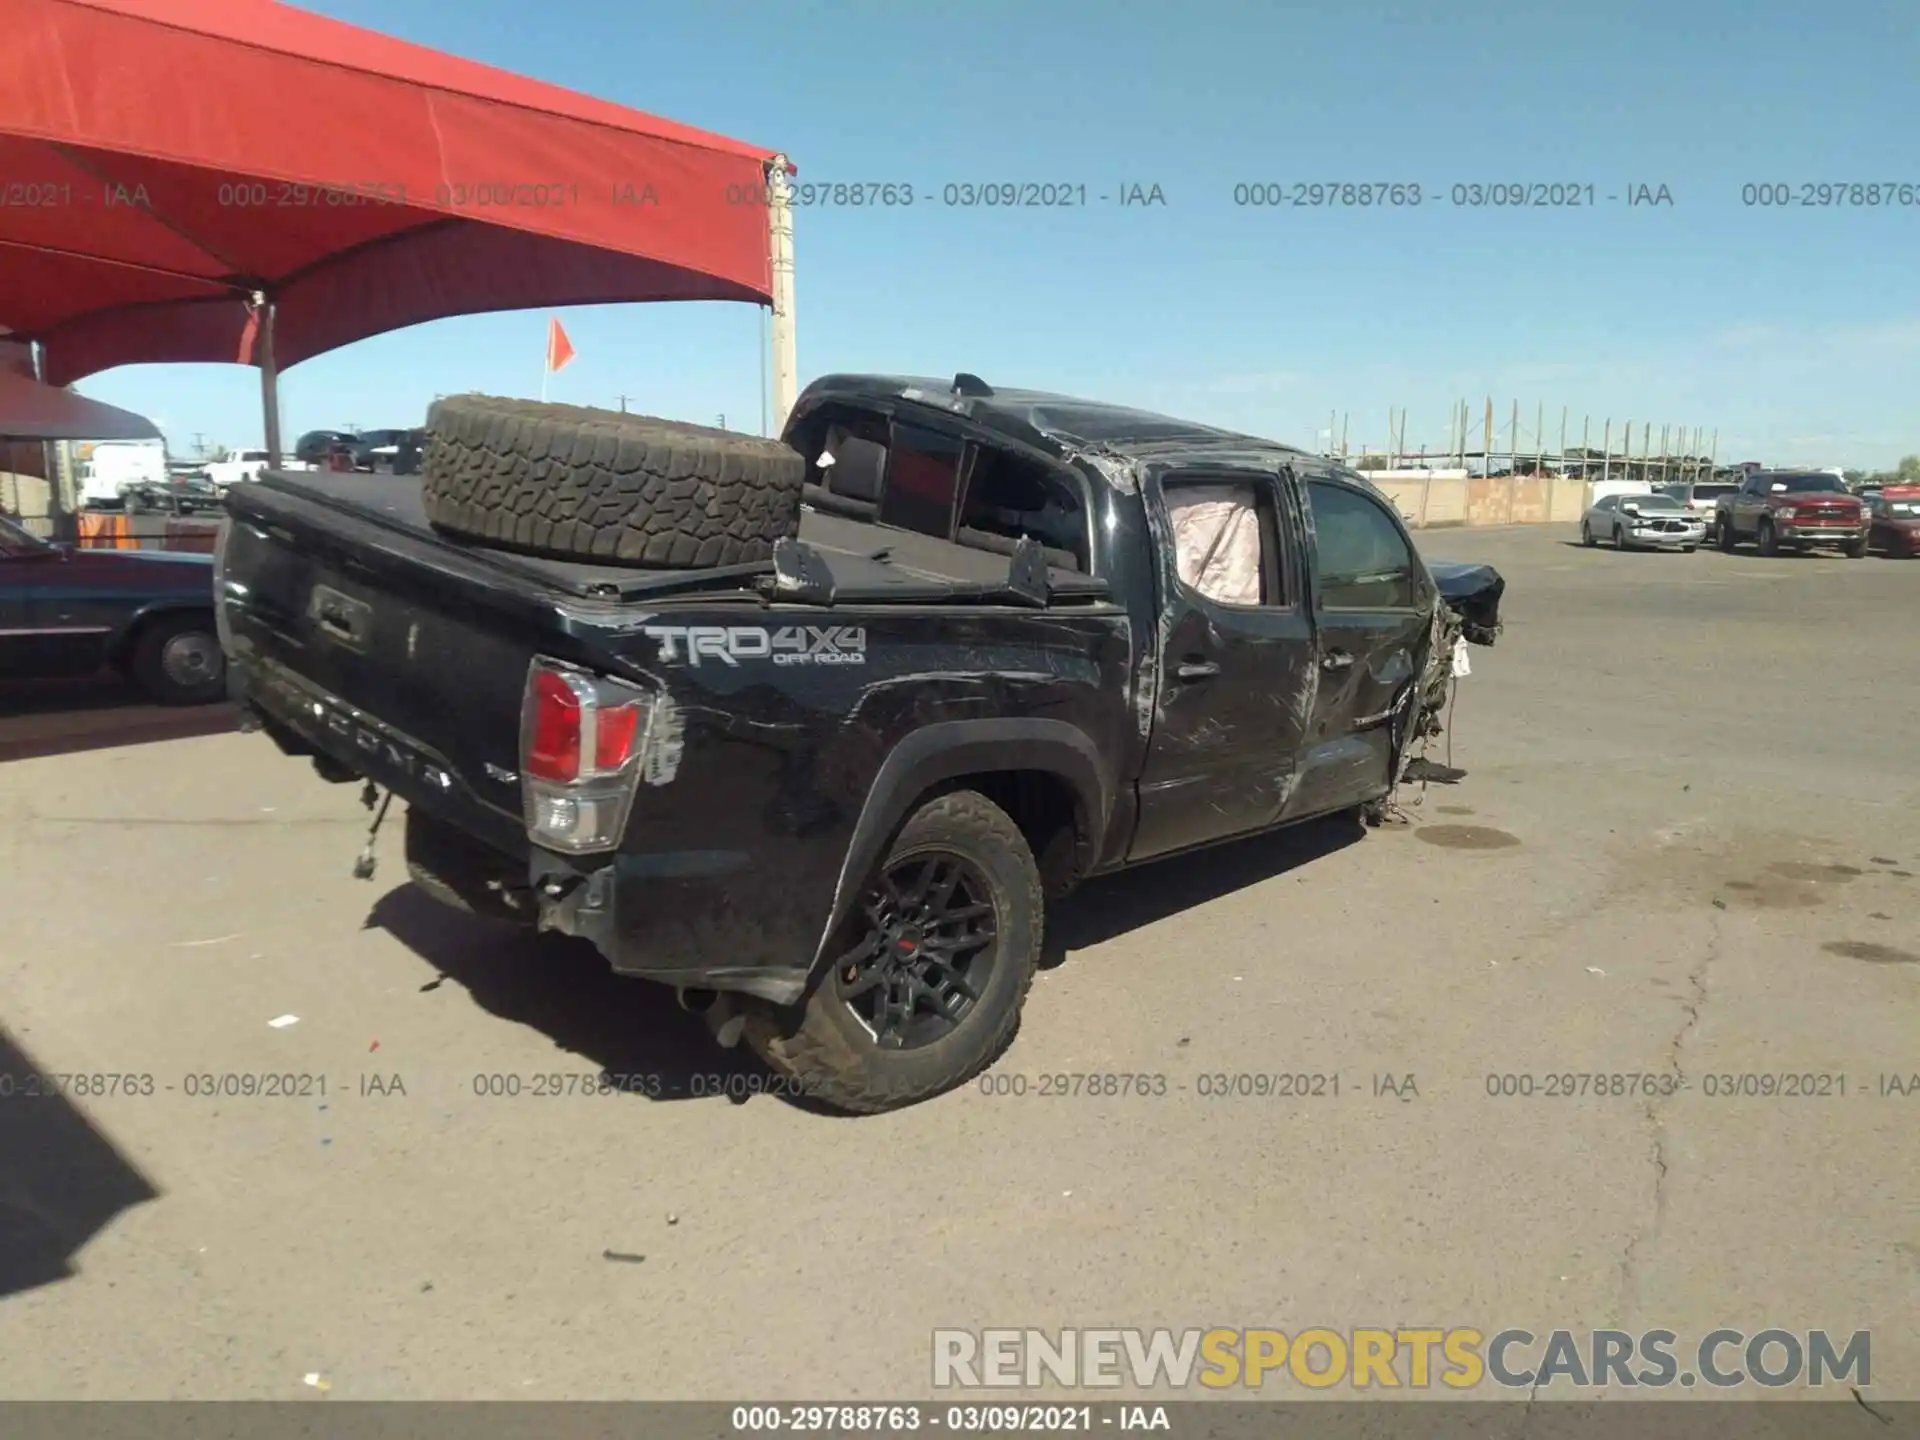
[833,851,999,1049]
[741,789,1043,1113]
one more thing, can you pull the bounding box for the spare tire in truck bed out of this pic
[420,394,807,568]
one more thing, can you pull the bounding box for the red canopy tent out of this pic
[0,0,797,469]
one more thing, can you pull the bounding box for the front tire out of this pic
[1843,538,1866,558]
[744,790,1043,1113]
[1581,521,1595,547]
[1613,525,1627,551]
[129,613,225,705]
[1758,520,1779,556]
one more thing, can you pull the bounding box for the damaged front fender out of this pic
[1403,559,1505,773]
[1427,561,1505,646]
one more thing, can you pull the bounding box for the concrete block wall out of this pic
[1366,468,1589,529]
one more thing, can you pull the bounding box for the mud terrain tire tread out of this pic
[420,394,806,569]
[743,791,1043,1114]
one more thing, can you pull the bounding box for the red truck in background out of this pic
[1865,484,1920,558]
[1714,470,1868,557]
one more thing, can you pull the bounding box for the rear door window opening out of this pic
[794,405,1093,572]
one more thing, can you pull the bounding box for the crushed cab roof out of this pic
[794,373,1316,469]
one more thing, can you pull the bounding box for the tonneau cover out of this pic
[240,470,1111,605]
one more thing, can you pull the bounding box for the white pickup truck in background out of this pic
[204,449,312,489]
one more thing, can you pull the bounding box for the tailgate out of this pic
[219,488,558,856]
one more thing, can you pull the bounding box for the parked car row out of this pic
[120,471,223,515]
[292,427,425,473]
[1581,471,1916,558]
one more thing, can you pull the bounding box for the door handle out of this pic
[1321,649,1354,671]
[1176,659,1219,681]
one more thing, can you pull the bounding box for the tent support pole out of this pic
[256,291,282,468]
[29,340,73,542]
[766,155,797,436]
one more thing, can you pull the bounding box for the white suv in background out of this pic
[1656,480,1740,539]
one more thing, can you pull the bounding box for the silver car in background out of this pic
[1581,491,1706,551]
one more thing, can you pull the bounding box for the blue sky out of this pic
[80,0,1920,470]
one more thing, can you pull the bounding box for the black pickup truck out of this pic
[216,376,1503,1112]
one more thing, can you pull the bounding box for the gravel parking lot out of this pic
[1,525,1915,1402]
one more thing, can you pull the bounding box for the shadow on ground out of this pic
[362,885,766,1105]
[0,675,235,763]
[362,814,1366,1112]
[0,1025,160,1301]
[1042,810,1365,969]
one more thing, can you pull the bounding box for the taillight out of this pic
[526,669,584,781]
[519,658,658,853]
[594,701,643,771]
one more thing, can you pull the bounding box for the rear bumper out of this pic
[533,849,811,1005]
[235,649,813,1007]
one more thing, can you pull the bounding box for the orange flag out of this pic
[546,317,576,373]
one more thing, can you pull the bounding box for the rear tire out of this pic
[743,791,1043,1114]
[403,808,535,924]
[1718,518,1738,552]
[419,394,806,569]
[129,613,224,705]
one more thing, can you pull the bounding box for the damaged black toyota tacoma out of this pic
[215,375,1504,1112]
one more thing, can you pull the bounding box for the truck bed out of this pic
[235,470,1109,606]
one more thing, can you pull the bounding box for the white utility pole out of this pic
[766,154,798,435]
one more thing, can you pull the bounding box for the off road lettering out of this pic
[644,624,866,667]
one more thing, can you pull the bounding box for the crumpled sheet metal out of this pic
[1427,561,1504,645]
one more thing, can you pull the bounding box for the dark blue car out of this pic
[0,513,224,704]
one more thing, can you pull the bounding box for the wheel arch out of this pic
[811,719,1111,977]
[108,600,216,669]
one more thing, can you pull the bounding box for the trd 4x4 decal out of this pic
[642,624,867,668]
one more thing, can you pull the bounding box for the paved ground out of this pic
[1,526,1915,1402]
[0,675,236,764]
